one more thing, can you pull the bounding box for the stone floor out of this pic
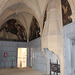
[0,68,45,75]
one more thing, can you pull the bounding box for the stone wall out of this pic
[0,38,47,74]
[63,22,75,75]
[71,41,75,75]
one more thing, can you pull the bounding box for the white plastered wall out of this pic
[63,22,75,75]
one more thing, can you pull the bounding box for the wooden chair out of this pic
[50,59,60,75]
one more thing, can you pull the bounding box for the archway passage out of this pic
[0,19,27,42]
[17,48,27,68]
[61,0,72,26]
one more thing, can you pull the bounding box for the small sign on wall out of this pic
[4,52,8,57]
[10,57,15,59]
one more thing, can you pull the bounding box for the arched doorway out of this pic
[17,48,27,68]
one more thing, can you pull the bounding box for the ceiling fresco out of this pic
[29,16,40,41]
[0,19,27,42]
[61,0,72,26]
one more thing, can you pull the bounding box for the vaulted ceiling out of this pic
[0,0,49,29]
[0,0,49,42]
[0,0,74,42]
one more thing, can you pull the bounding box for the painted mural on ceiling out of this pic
[29,16,40,41]
[61,0,72,26]
[0,19,27,42]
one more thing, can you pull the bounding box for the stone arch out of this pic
[0,0,36,16]
[1,11,41,42]
[1,13,27,32]
[42,6,47,31]
[0,19,27,42]
[0,1,42,34]
[41,0,49,32]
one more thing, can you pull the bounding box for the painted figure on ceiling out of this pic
[29,17,40,41]
[61,0,72,25]
[0,19,27,41]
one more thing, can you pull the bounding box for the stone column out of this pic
[41,0,64,75]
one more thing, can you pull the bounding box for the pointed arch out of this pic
[0,0,41,33]
[0,19,27,42]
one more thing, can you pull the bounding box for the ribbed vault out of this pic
[0,0,50,42]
